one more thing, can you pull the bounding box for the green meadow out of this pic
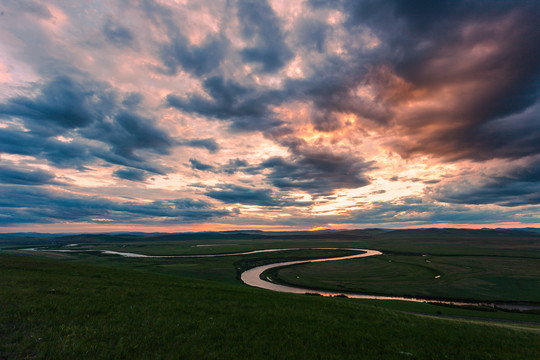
[1,229,539,359]
[268,254,540,302]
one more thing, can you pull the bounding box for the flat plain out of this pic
[1,229,539,359]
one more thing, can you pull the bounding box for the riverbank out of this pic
[240,248,540,313]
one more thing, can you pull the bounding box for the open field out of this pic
[1,253,539,359]
[268,254,540,302]
[4,229,539,299]
[1,229,540,358]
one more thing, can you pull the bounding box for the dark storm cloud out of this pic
[189,158,253,174]
[436,181,540,207]
[0,75,209,174]
[0,76,115,136]
[308,0,540,162]
[122,92,144,107]
[186,131,373,196]
[222,158,250,174]
[311,0,512,35]
[227,116,285,133]
[113,168,150,182]
[0,126,170,175]
[164,12,383,134]
[166,76,252,117]
[237,0,293,72]
[344,198,530,226]
[129,0,228,76]
[260,149,373,196]
[159,33,227,76]
[0,186,233,225]
[93,147,170,175]
[389,2,540,160]
[294,18,327,53]
[0,165,59,185]
[82,110,173,159]
[311,110,343,132]
[430,158,540,207]
[0,127,93,169]
[103,17,134,47]
[166,76,286,132]
[166,42,383,134]
[205,184,303,207]
[462,103,540,161]
[0,186,110,224]
[304,74,392,125]
[189,159,215,172]
[179,138,219,153]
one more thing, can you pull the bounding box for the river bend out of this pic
[20,246,532,309]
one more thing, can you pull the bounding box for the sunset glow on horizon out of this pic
[1,0,539,233]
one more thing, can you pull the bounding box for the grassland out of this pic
[267,254,540,302]
[1,229,540,358]
[1,253,539,359]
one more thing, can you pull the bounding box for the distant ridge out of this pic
[2,227,540,237]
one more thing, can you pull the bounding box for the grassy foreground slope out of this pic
[1,254,539,360]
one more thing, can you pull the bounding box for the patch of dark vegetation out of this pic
[425,302,498,312]
[425,301,540,314]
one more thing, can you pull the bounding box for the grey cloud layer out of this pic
[0,75,217,175]
[237,0,293,72]
[0,165,60,185]
[1,0,540,227]
[430,157,540,207]
[338,0,540,161]
[0,186,233,225]
[205,184,305,207]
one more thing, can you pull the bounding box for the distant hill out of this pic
[2,227,539,247]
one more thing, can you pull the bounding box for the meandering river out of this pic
[241,248,383,295]
[239,248,481,306]
[20,247,305,258]
[20,246,536,310]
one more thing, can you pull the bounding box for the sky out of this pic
[0,0,540,233]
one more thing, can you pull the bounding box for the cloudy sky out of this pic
[1,0,539,232]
